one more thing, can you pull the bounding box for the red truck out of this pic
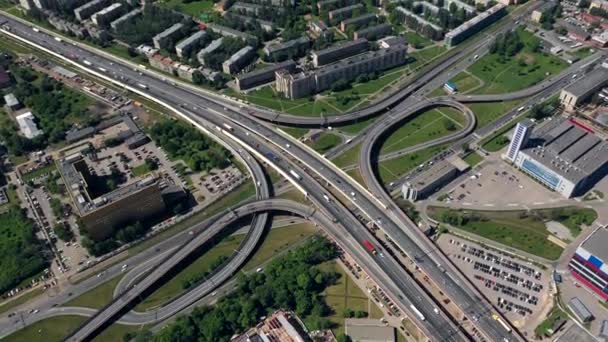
[363,240,377,255]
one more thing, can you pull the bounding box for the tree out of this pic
[343,308,355,318]
[337,335,352,342]
[54,222,74,242]
[443,119,456,131]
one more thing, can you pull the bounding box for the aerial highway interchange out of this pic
[0,2,606,341]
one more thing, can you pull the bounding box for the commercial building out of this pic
[276,43,407,98]
[512,117,608,198]
[175,30,208,58]
[353,23,392,40]
[222,46,255,74]
[91,3,125,27]
[197,38,224,65]
[206,23,257,43]
[328,4,364,21]
[344,318,396,342]
[235,60,296,91]
[74,0,111,21]
[311,38,369,67]
[568,297,594,323]
[401,156,469,201]
[569,227,608,301]
[444,3,507,46]
[152,23,185,50]
[4,93,21,111]
[560,67,608,111]
[505,119,534,162]
[232,310,309,342]
[263,36,311,61]
[110,8,142,31]
[340,13,377,32]
[16,111,43,139]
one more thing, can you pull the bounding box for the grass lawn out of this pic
[427,207,565,260]
[462,152,484,167]
[2,315,86,342]
[403,31,433,49]
[534,305,567,338]
[317,260,383,336]
[408,46,448,70]
[94,324,149,342]
[467,100,522,128]
[280,126,309,139]
[346,168,366,187]
[0,288,43,315]
[131,163,154,177]
[308,132,342,154]
[466,28,567,95]
[573,47,594,59]
[63,274,124,309]
[433,72,482,96]
[134,222,318,311]
[378,145,447,185]
[332,143,362,168]
[337,116,376,135]
[158,0,215,18]
[380,107,464,155]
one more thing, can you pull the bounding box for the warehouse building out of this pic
[568,298,594,323]
[263,36,311,61]
[74,0,110,21]
[153,23,185,50]
[276,43,407,98]
[235,60,296,91]
[110,8,142,31]
[197,38,223,65]
[444,3,506,46]
[511,117,608,198]
[560,67,608,112]
[401,156,469,201]
[91,3,125,27]
[175,30,208,58]
[222,46,255,74]
[340,13,377,32]
[570,227,608,301]
[328,4,364,21]
[311,38,369,67]
[353,23,392,40]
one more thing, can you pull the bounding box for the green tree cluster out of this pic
[489,29,524,57]
[113,5,190,46]
[154,238,340,342]
[182,255,229,289]
[0,206,48,293]
[149,120,231,172]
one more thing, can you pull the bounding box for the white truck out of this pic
[410,304,426,321]
[289,169,302,181]
[83,60,92,66]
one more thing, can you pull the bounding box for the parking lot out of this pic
[438,234,551,335]
[444,158,563,206]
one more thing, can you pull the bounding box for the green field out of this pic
[403,31,433,49]
[467,100,522,128]
[535,306,567,338]
[317,261,384,336]
[378,145,447,184]
[428,207,563,260]
[63,275,124,309]
[332,143,361,168]
[465,28,567,94]
[131,163,154,177]
[135,222,318,311]
[158,0,215,18]
[2,315,145,342]
[308,133,342,153]
[462,152,484,167]
[337,116,376,135]
[280,126,309,139]
[432,72,482,96]
[380,107,464,155]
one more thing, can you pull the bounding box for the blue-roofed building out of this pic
[444,81,457,93]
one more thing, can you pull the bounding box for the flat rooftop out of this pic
[519,117,608,184]
[580,227,608,264]
[406,156,468,190]
[563,66,608,97]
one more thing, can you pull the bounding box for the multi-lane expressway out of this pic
[0,7,574,341]
[0,15,472,342]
